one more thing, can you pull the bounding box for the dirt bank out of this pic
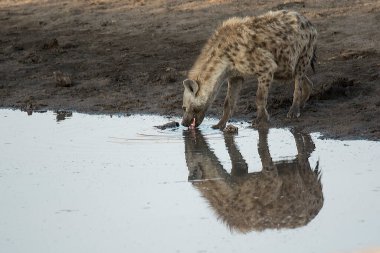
[0,0,379,140]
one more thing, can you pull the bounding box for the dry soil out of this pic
[1,0,379,139]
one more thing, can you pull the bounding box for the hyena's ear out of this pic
[183,79,199,96]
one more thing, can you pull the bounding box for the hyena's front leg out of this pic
[250,49,277,126]
[212,76,244,130]
[254,72,274,125]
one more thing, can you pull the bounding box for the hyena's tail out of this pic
[310,46,317,73]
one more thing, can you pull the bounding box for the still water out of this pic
[0,109,379,253]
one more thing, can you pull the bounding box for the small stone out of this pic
[155,121,180,130]
[223,124,238,134]
[54,71,72,87]
[13,44,24,51]
[55,111,73,122]
[42,38,59,50]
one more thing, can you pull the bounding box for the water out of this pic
[0,109,379,253]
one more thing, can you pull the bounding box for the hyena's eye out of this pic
[182,106,187,112]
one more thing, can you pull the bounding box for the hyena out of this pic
[184,128,323,233]
[181,10,317,129]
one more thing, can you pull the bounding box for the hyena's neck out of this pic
[189,54,229,106]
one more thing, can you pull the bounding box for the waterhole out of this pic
[0,109,379,253]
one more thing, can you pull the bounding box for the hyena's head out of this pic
[182,79,207,128]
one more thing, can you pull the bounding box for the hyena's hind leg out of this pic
[288,47,314,118]
[212,76,244,130]
[300,75,313,108]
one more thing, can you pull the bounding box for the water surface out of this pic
[0,110,379,253]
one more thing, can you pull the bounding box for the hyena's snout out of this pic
[182,116,205,129]
[182,111,205,128]
[181,114,193,127]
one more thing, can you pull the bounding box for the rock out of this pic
[54,71,72,87]
[55,110,73,122]
[155,121,180,130]
[42,38,59,49]
[223,124,238,134]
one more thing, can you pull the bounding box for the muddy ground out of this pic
[0,0,379,140]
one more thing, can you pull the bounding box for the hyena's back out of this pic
[192,10,317,80]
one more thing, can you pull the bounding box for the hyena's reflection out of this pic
[183,128,323,233]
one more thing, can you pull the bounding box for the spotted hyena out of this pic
[181,10,317,129]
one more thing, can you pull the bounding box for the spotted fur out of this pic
[181,10,317,129]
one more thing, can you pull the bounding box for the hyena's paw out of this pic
[287,105,301,118]
[212,122,226,130]
[252,109,269,127]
